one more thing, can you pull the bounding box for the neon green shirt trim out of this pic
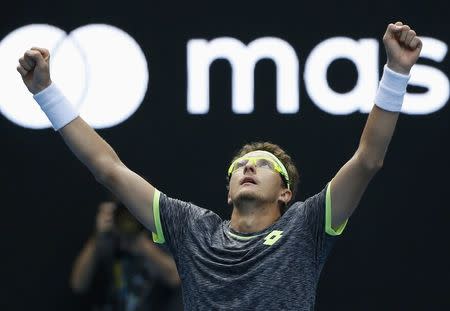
[152,189,166,244]
[226,230,268,241]
[325,182,348,236]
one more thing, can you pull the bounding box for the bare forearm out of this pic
[70,237,99,293]
[141,242,180,286]
[357,105,400,169]
[18,48,159,234]
[330,105,399,227]
[59,117,121,181]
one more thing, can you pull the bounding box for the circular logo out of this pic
[0,24,149,129]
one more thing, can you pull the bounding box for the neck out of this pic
[230,201,281,233]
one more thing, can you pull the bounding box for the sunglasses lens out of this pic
[233,159,248,171]
[256,158,275,170]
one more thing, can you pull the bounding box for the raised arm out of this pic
[17,47,157,232]
[130,233,181,287]
[70,202,116,293]
[329,22,422,229]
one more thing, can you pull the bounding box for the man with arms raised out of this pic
[17,22,422,310]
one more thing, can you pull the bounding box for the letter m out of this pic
[187,37,299,114]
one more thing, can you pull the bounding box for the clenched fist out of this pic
[383,22,422,75]
[17,47,52,95]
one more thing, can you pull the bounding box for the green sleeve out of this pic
[151,189,166,244]
[325,182,348,236]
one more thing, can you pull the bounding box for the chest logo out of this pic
[263,230,283,246]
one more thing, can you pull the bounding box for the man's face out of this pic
[227,151,290,207]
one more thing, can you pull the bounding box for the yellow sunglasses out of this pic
[227,156,290,189]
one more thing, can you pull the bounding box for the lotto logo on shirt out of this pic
[263,230,283,246]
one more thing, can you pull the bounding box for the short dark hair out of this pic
[228,142,300,208]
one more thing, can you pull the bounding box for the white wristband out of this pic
[33,83,79,131]
[374,65,410,112]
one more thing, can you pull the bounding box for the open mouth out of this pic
[240,177,257,185]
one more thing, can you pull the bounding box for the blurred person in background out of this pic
[70,200,182,311]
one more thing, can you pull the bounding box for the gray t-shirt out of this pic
[151,184,343,310]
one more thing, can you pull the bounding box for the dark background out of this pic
[1,0,449,310]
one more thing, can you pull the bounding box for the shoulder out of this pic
[159,191,222,222]
[282,186,328,219]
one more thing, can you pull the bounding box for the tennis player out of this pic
[17,22,422,310]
